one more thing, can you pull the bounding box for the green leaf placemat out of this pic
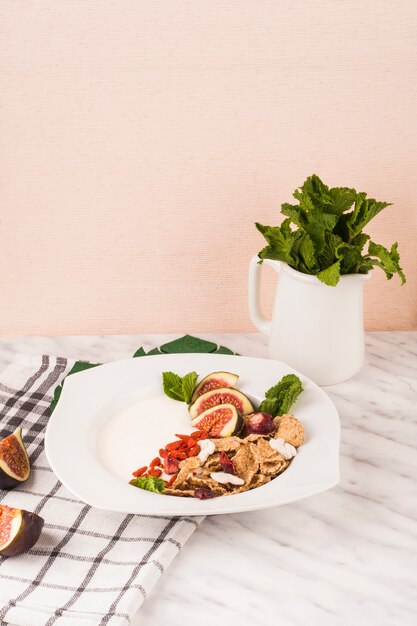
[50,335,238,414]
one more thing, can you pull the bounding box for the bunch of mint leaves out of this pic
[256,174,406,286]
[259,374,303,417]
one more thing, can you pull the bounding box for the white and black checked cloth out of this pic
[0,354,203,625]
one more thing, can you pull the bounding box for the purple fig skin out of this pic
[0,509,44,557]
[245,412,276,435]
[194,488,219,500]
[0,467,24,490]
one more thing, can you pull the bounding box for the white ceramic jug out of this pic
[248,256,371,386]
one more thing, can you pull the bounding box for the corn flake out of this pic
[275,414,305,447]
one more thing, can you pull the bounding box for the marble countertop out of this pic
[0,332,416,626]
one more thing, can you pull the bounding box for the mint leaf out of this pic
[297,234,316,272]
[130,476,166,494]
[342,194,391,240]
[162,370,199,402]
[182,371,199,404]
[367,241,406,284]
[259,374,303,417]
[326,186,357,215]
[317,232,344,268]
[162,371,185,401]
[256,221,296,265]
[317,260,341,286]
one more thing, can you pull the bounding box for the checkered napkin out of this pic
[0,337,236,625]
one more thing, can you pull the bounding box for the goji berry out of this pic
[159,448,167,458]
[165,441,183,451]
[187,445,200,457]
[150,456,161,467]
[174,434,191,441]
[170,450,187,460]
[132,466,147,477]
[191,430,208,440]
[149,468,162,477]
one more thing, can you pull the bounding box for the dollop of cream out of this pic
[197,438,216,464]
[210,471,245,486]
[269,437,297,460]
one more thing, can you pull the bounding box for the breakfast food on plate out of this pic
[0,504,44,556]
[129,371,305,499]
[0,427,31,490]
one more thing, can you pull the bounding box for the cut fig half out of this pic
[0,427,31,490]
[190,371,239,403]
[189,387,254,419]
[192,404,243,437]
[0,504,44,557]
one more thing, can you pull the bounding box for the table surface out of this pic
[0,332,416,626]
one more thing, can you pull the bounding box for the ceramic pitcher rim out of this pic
[264,259,372,285]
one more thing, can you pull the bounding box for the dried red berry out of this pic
[191,430,208,440]
[194,488,219,500]
[165,441,183,451]
[164,454,179,475]
[170,450,187,460]
[219,451,236,475]
[245,412,276,435]
[132,466,147,477]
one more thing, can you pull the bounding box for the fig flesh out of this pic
[192,403,243,437]
[245,412,276,435]
[0,427,30,490]
[189,387,254,419]
[0,504,44,557]
[190,371,239,403]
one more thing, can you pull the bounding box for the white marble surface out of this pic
[0,332,416,626]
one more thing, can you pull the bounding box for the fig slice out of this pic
[190,371,239,403]
[192,403,243,437]
[0,427,31,490]
[189,387,254,419]
[0,504,44,557]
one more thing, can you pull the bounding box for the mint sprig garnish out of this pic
[130,476,166,494]
[162,371,199,403]
[259,374,303,417]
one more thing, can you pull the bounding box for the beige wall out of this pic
[1,0,416,336]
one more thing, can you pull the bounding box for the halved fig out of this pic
[190,371,239,403]
[245,412,276,435]
[0,504,44,557]
[189,388,254,419]
[0,427,30,490]
[192,404,243,437]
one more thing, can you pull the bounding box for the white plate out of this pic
[45,354,340,516]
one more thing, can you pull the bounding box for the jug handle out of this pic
[248,255,280,335]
